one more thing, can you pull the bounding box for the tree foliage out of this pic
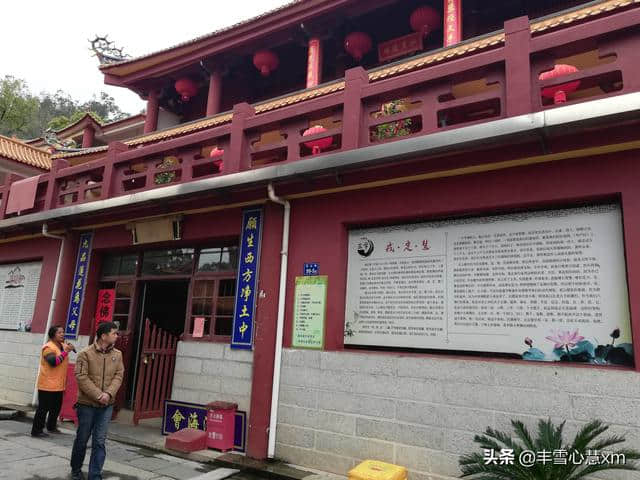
[0,76,128,139]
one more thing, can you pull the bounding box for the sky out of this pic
[0,0,290,116]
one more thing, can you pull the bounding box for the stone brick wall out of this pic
[171,341,253,417]
[0,331,89,406]
[276,349,640,480]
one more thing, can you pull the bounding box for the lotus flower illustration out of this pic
[545,329,584,350]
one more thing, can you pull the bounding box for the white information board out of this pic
[0,261,42,331]
[345,205,632,364]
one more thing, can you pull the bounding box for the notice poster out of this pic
[0,261,42,331]
[292,276,327,349]
[345,204,633,366]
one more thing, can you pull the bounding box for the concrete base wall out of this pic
[276,348,640,480]
[172,341,253,417]
[0,332,90,406]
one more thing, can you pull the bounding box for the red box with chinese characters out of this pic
[206,401,237,451]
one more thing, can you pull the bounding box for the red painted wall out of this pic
[282,151,640,371]
[0,236,63,334]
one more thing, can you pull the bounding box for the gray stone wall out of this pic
[276,348,640,480]
[171,341,253,416]
[0,332,89,406]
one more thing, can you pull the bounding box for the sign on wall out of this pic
[231,209,263,350]
[65,232,93,340]
[0,261,42,331]
[292,276,327,349]
[162,400,247,452]
[345,204,633,366]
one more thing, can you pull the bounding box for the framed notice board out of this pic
[292,275,327,349]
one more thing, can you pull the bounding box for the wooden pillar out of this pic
[342,67,369,151]
[504,16,533,117]
[246,201,285,459]
[227,103,255,173]
[206,70,223,116]
[144,89,159,134]
[444,0,463,46]
[306,37,323,88]
[82,125,95,148]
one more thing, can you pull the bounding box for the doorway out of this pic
[126,280,190,410]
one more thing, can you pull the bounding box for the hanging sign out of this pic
[94,288,115,332]
[378,32,423,63]
[292,276,327,350]
[231,208,263,350]
[444,0,462,47]
[65,232,93,339]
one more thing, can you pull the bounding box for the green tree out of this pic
[0,76,39,137]
[0,75,129,139]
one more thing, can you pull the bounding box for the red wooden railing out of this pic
[133,318,178,425]
[2,7,640,220]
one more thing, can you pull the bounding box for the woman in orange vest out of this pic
[31,325,75,437]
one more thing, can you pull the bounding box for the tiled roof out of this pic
[58,0,635,160]
[99,0,304,74]
[0,135,51,170]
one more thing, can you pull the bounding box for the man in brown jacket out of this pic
[70,321,123,480]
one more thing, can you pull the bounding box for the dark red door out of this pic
[132,318,178,424]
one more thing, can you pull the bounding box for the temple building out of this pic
[0,0,640,477]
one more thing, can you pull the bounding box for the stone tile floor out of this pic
[0,419,250,480]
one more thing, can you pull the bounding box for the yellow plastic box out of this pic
[349,460,407,480]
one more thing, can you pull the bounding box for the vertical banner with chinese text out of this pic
[306,38,322,89]
[231,209,263,349]
[65,232,93,339]
[444,0,462,47]
[94,288,115,333]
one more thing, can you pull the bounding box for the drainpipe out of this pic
[266,183,290,459]
[32,224,66,405]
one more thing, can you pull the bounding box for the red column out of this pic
[144,89,159,134]
[227,103,255,173]
[82,126,95,148]
[206,70,223,117]
[246,201,284,459]
[444,0,463,47]
[504,16,533,117]
[342,67,369,151]
[306,38,323,89]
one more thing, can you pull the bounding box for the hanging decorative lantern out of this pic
[253,50,279,76]
[539,64,580,104]
[209,147,224,171]
[174,77,198,102]
[410,6,441,37]
[303,125,333,155]
[344,31,373,62]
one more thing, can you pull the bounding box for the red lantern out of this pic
[253,50,279,76]
[209,147,224,171]
[539,64,580,104]
[174,77,198,102]
[344,32,372,62]
[410,6,441,37]
[303,125,333,155]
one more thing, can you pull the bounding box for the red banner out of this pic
[306,38,322,88]
[444,0,462,47]
[378,32,423,63]
[95,289,115,331]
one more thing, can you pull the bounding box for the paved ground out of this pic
[0,419,255,480]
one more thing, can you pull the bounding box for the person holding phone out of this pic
[31,325,74,437]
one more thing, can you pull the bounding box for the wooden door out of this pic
[132,318,178,425]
